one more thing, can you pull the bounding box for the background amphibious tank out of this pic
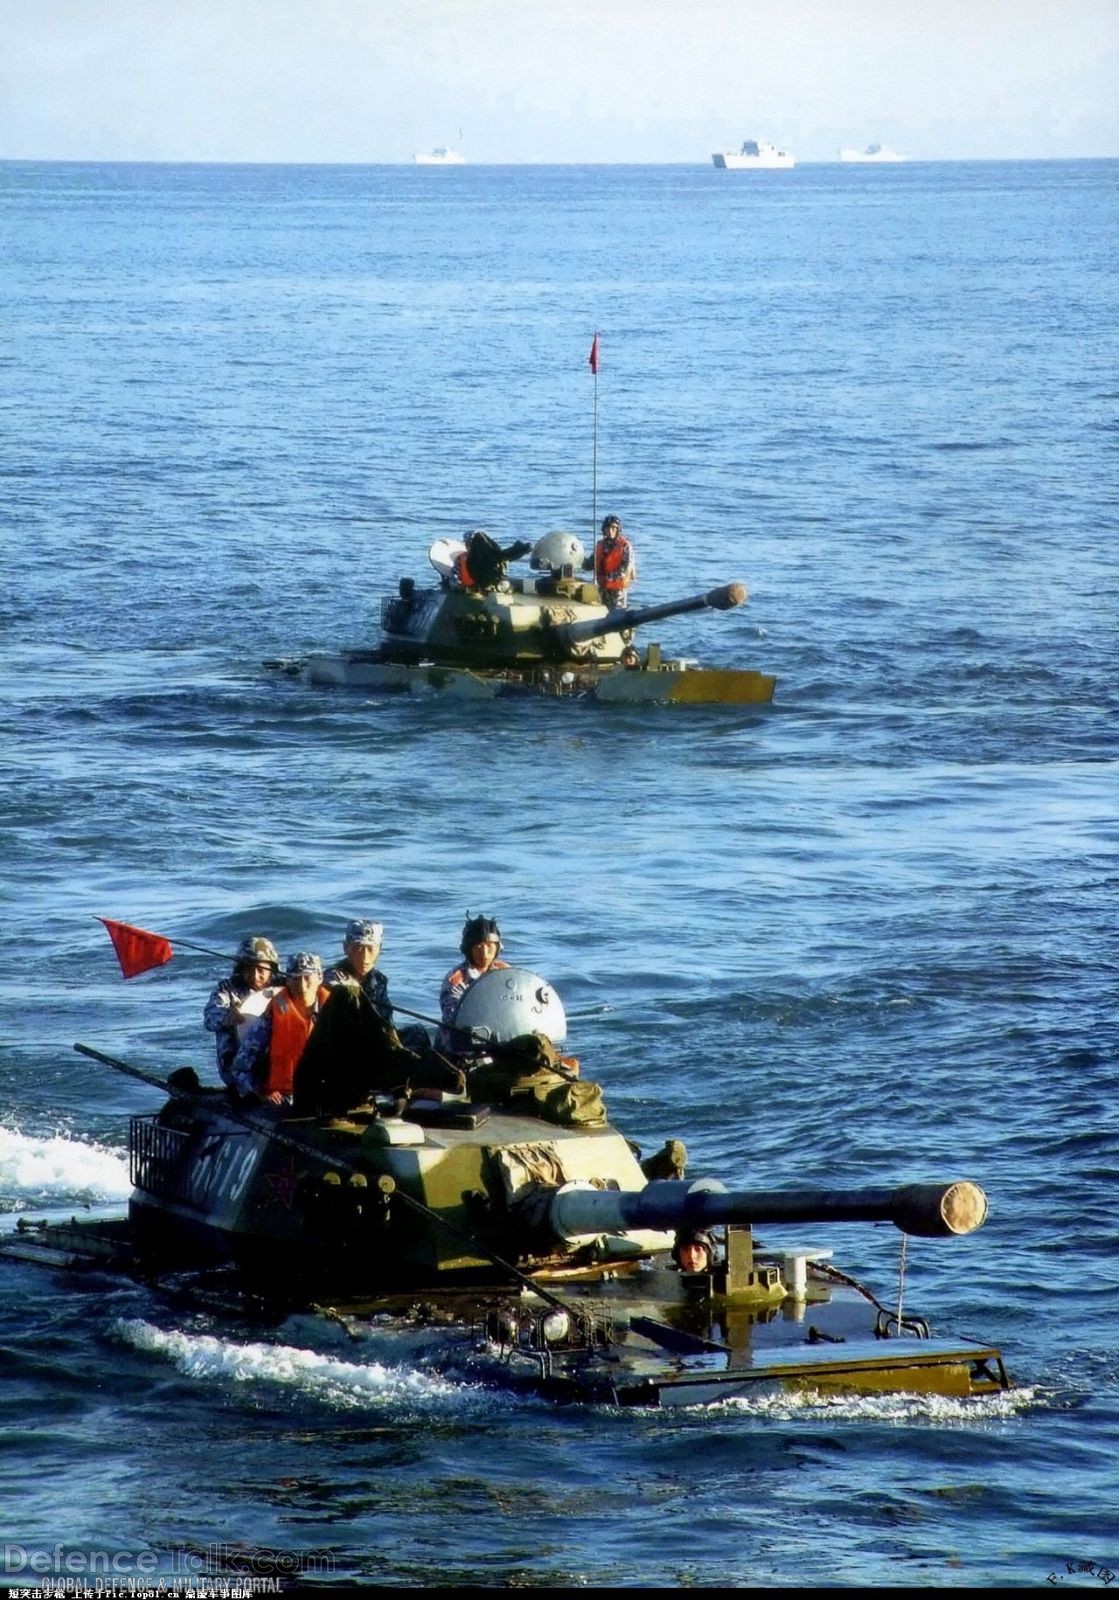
[285,532,777,704]
[4,969,1008,1408]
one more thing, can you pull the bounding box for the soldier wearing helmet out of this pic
[672,1228,717,1276]
[230,951,329,1106]
[203,934,281,1088]
[323,918,395,1025]
[583,514,636,610]
[453,530,534,591]
[436,914,510,1055]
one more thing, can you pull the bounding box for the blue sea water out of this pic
[1,158,1117,1589]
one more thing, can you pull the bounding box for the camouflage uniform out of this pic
[203,975,279,1087]
[229,952,324,1103]
[437,959,509,1054]
[229,1007,273,1101]
[203,932,281,1087]
[323,960,394,1024]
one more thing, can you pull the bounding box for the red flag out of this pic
[98,918,174,980]
[588,333,599,375]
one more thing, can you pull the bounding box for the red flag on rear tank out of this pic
[588,333,599,374]
[98,918,174,979]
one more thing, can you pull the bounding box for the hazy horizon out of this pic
[2,0,1117,166]
[4,154,1116,167]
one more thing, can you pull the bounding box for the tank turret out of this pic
[295,536,777,704]
[122,1081,989,1278]
[115,976,989,1282]
[377,541,749,671]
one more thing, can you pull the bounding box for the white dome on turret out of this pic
[453,966,567,1045]
[530,531,585,574]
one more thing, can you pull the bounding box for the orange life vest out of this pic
[594,535,633,592]
[454,551,475,588]
[263,986,329,1098]
[446,957,509,994]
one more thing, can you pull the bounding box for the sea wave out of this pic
[0,1126,131,1207]
[115,1318,476,1413]
[714,1383,1035,1425]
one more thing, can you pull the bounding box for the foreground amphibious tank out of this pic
[280,533,776,705]
[4,969,1007,1408]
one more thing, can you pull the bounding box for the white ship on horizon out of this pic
[413,146,465,166]
[837,143,906,163]
[712,138,795,170]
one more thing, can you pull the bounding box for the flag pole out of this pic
[93,916,279,980]
[94,917,231,965]
[588,333,599,543]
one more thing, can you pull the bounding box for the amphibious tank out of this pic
[3,968,1007,1408]
[275,533,776,705]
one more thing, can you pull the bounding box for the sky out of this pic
[2,0,1117,163]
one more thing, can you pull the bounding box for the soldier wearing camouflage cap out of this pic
[203,934,281,1088]
[323,918,395,1025]
[230,951,329,1106]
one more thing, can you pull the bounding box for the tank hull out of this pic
[0,1086,1009,1407]
[300,652,777,706]
[1,1208,1008,1407]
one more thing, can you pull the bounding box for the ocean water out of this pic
[1,158,1116,1589]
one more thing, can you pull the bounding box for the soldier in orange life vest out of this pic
[436,915,509,1055]
[584,514,636,610]
[453,530,533,591]
[230,951,330,1106]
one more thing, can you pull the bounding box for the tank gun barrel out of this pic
[548,1178,988,1242]
[555,583,747,647]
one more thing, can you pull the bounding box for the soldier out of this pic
[203,935,281,1088]
[584,514,636,610]
[437,914,509,1055]
[230,952,329,1106]
[453,530,533,590]
[672,1228,717,1275]
[324,918,394,1024]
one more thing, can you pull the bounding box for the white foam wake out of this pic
[0,1126,132,1205]
[715,1383,1034,1424]
[117,1318,469,1411]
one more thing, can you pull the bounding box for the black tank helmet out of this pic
[601,514,621,536]
[460,914,502,958]
[671,1228,716,1273]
